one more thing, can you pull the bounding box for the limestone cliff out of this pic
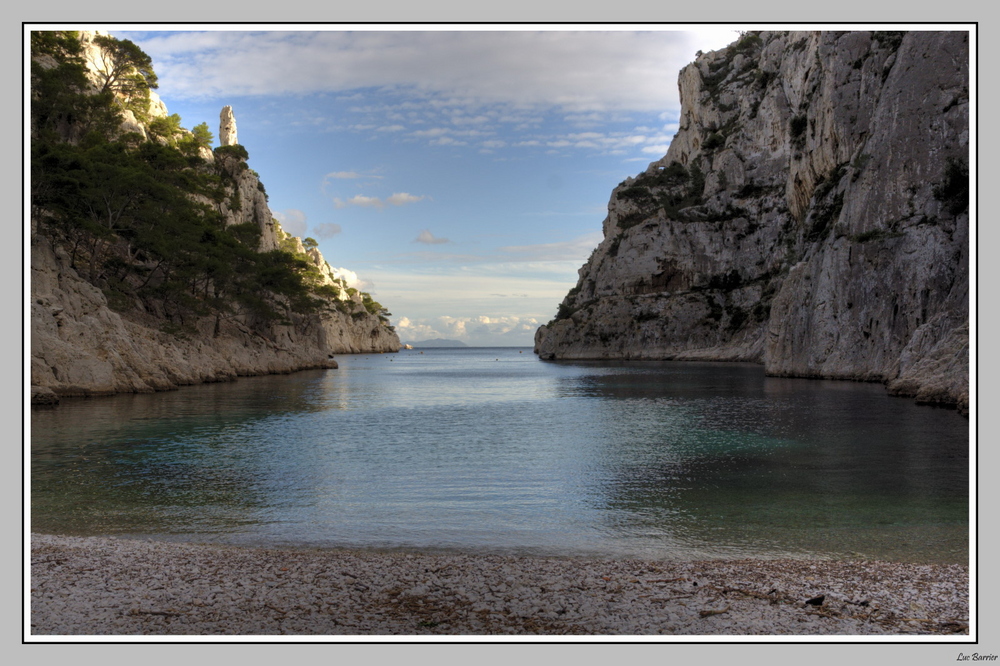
[534,31,969,411]
[30,31,400,404]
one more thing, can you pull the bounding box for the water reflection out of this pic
[554,363,968,561]
[31,371,336,536]
[31,349,969,562]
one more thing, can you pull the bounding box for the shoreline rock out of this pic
[30,210,397,405]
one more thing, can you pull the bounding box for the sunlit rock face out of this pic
[535,31,969,411]
[219,105,238,146]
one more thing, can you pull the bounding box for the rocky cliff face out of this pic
[534,31,969,410]
[31,31,400,404]
[31,235,396,401]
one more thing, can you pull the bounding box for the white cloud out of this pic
[499,231,604,261]
[447,319,467,337]
[335,194,385,209]
[412,127,450,138]
[330,267,372,290]
[513,128,675,157]
[332,192,429,210]
[394,313,542,346]
[272,209,307,237]
[564,112,606,126]
[322,171,386,202]
[431,136,467,146]
[130,29,738,113]
[415,229,449,245]
[386,192,427,206]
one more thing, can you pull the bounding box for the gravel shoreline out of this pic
[29,533,970,637]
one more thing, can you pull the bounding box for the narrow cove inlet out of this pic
[30,348,971,636]
[28,27,972,639]
[32,348,968,563]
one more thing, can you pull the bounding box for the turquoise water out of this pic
[30,348,970,563]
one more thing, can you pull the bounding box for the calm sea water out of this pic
[30,347,970,563]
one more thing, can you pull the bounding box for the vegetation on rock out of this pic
[31,30,388,338]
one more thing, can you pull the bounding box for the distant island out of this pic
[406,339,468,348]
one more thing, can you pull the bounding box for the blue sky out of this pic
[109,26,739,346]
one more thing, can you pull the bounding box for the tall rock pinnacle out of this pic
[220,105,238,146]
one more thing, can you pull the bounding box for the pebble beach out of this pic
[29,533,969,637]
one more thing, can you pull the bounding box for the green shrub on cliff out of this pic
[622,161,706,222]
[214,144,250,161]
[30,32,121,143]
[702,132,725,152]
[190,122,214,148]
[30,31,340,332]
[147,113,182,141]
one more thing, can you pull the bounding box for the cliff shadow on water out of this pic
[534,30,969,413]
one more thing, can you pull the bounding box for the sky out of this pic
[105,26,740,346]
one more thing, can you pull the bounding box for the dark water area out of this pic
[30,348,970,563]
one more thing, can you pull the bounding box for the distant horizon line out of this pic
[401,344,533,348]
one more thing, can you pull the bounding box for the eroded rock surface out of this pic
[219,105,237,146]
[30,233,399,401]
[535,31,969,411]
